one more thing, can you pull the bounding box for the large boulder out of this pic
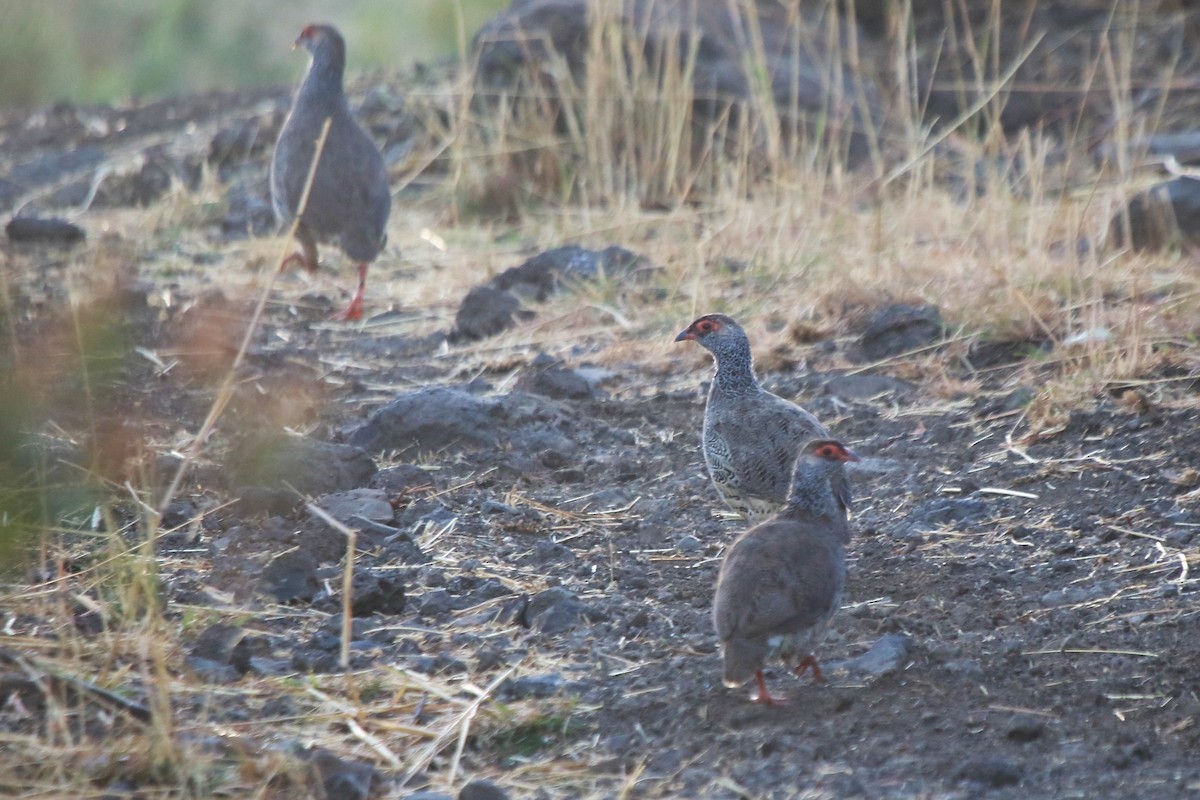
[473,0,881,163]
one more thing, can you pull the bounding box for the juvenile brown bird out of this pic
[675,314,851,521]
[713,438,858,706]
[271,24,391,321]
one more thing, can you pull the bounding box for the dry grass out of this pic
[2,2,1200,798]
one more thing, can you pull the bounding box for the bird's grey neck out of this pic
[711,349,759,396]
[298,57,348,109]
[783,466,840,518]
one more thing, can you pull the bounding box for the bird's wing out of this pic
[714,525,842,642]
[711,393,827,503]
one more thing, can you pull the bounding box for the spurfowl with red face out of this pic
[675,313,851,522]
[713,438,858,705]
[271,24,391,321]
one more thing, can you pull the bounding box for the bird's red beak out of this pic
[674,328,696,342]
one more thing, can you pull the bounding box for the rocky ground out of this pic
[2,5,1200,799]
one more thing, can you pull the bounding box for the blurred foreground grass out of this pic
[0,0,506,109]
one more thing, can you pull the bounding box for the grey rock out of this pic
[859,304,944,360]
[230,434,376,497]
[944,658,986,682]
[184,656,240,684]
[459,780,511,800]
[348,387,504,455]
[954,757,1022,789]
[453,285,527,340]
[473,2,878,162]
[347,571,406,617]
[500,672,565,699]
[525,587,588,634]
[5,216,86,246]
[307,748,377,800]
[515,354,596,400]
[261,550,319,603]
[312,488,394,526]
[846,634,912,676]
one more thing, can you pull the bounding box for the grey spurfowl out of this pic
[713,438,858,706]
[675,314,851,520]
[271,24,391,321]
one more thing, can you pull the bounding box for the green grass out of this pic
[0,0,508,107]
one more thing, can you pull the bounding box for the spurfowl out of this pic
[713,438,858,705]
[675,313,851,521]
[271,24,391,321]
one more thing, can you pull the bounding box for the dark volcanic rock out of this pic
[5,216,86,246]
[845,634,911,676]
[453,285,527,340]
[859,304,944,360]
[370,463,435,493]
[230,434,376,498]
[473,1,878,161]
[261,550,319,603]
[346,571,406,617]
[954,757,1022,789]
[1114,178,1200,250]
[348,387,505,455]
[311,488,394,526]
[493,245,643,299]
[514,353,596,400]
[452,245,643,340]
[459,780,511,800]
[306,748,377,800]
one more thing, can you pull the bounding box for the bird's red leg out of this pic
[795,654,826,684]
[331,262,367,321]
[751,669,787,706]
[280,229,319,274]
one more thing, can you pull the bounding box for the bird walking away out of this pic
[713,438,859,706]
[271,24,391,321]
[675,314,852,522]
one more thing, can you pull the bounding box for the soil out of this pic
[2,80,1199,800]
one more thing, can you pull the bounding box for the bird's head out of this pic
[674,313,748,358]
[294,24,344,58]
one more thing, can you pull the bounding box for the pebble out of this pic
[954,757,1022,788]
[846,634,911,676]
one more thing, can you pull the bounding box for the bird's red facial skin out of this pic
[299,24,319,42]
[696,319,721,335]
[812,442,858,463]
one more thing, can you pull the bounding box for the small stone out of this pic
[313,488,394,525]
[1006,719,1046,743]
[261,550,319,603]
[944,658,985,682]
[846,634,911,676]
[458,780,511,800]
[501,673,565,699]
[954,757,1022,788]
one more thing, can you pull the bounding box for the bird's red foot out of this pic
[795,654,826,684]
[330,296,364,321]
[329,263,368,321]
[751,670,788,706]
